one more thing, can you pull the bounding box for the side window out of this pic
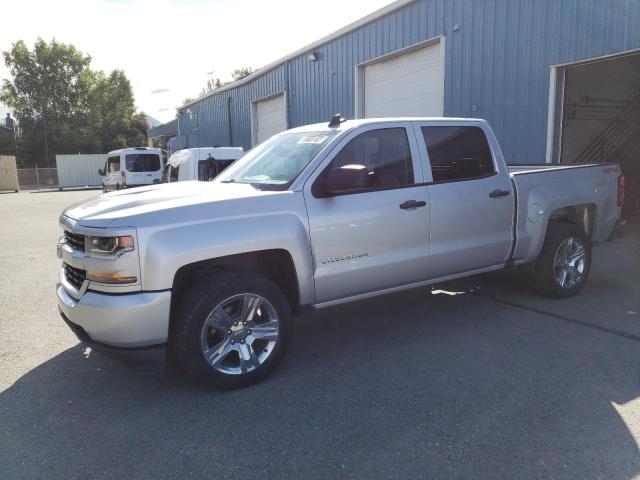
[107,156,120,172]
[169,165,179,182]
[198,155,216,181]
[421,126,495,182]
[321,127,414,191]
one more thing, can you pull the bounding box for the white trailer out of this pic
[56,154,107,189]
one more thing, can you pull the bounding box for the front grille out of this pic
[64,231,85,252]
[64,263,86,290]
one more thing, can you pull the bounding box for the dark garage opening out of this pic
[555,52,640,219]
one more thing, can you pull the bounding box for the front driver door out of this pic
[303,124,430,304]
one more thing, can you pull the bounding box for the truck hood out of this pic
[62,181,282,228]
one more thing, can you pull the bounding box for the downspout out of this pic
[284,60,291,128]
[227,96,233,146]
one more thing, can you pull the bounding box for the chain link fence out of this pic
[17,167,59,190]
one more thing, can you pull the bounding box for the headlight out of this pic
[85,235,135,256]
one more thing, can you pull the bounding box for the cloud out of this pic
[151,88,171,94]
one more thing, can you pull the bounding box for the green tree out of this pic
[231,67,253,81]
[201,78,214,95]
[88,70,148,151]
[0,38,94,166]
[210,67,254,93]
[1,38,149,166]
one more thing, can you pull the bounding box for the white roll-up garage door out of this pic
[361,41,444,118]
[252,93,287,145]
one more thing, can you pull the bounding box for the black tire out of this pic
[531,221,591,298]
[174,271,292,389]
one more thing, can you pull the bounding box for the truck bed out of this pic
[508,161,621,264]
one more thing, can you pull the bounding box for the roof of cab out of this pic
[283,117,489,135]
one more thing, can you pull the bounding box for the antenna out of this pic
[328,113,346,128]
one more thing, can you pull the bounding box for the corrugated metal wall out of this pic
[56,154,107,188]
[179,66,286,150]
[178,0,640,164]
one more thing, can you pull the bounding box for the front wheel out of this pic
[531,222,591,298]
[174,272,292,389]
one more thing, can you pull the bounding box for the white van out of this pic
[166,147,244,183]
[99,147,164,192]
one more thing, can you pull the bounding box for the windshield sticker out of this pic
[297,135,329,144]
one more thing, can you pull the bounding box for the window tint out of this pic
[198,157,216,181]
[323,127,414,191]
[197,156,237,181]
[169,165,179,182]
[125,154,161,172]
[107,156,120,172]
[421,126,495,182]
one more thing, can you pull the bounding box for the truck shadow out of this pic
[1,286,639,479]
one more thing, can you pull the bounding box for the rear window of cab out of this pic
[125,154,161,172]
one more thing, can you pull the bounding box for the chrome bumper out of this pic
[56,283,171,348]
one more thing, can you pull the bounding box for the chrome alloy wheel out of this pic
[201,293,279,375]
[553,237,586,289]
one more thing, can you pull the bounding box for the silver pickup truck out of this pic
[57,117,624,389]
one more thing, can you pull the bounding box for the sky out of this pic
[0,0,393,124]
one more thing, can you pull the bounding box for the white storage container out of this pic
[56,154,107,189]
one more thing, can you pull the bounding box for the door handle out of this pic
[489,189,511,198]
[399,200,427,209]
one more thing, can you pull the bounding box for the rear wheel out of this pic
[174,271,292,389]
[531,222,591,298]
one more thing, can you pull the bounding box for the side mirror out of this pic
[316,164,371,197]
[98,169,104,176]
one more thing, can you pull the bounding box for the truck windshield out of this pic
[215,131,337,190]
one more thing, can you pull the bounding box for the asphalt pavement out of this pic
[1,189,639,479]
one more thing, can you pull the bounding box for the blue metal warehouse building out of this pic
[152,0,640,170]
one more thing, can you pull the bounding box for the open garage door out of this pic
[548,50,640,216]
[357,39,444,118]
[252,92,287,146]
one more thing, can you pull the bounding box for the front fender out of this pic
[137,211,315,306]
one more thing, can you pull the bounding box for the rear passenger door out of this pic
[304,124,430,304]
[414,123,514,278]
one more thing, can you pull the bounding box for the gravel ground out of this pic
[1,189,639,480]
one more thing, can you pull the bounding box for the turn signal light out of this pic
[86,271,137,284]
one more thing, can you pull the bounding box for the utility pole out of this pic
[206,70,215,92]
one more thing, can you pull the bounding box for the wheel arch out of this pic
[547,203,597,240]
[168,249,303,352]
[529,203,597,261]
